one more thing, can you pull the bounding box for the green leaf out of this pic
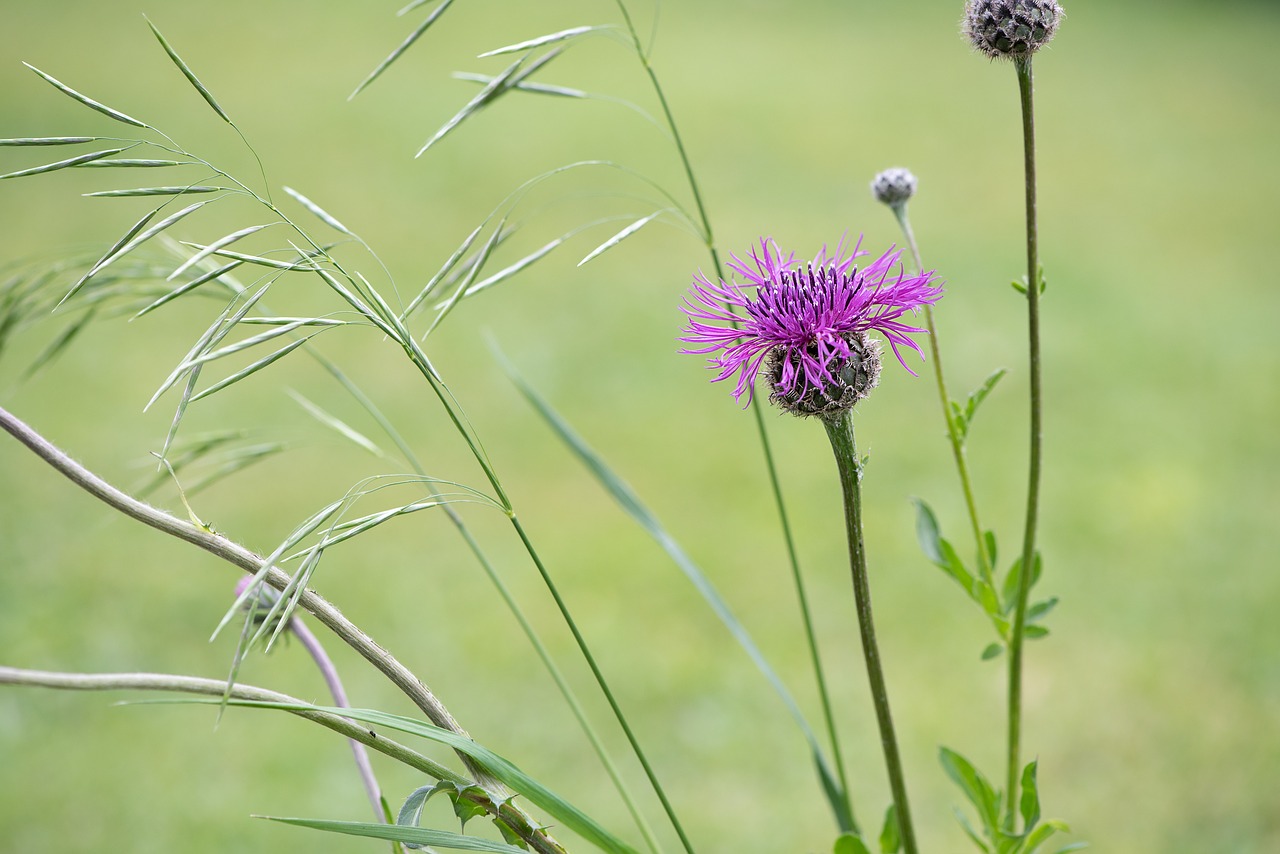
[289,391,390,460]
[23,63,148,128]
[350,0,457,100]
[0,147,128,180]
[952,807,992,853]
[1026,597,1058,623]
[478,25,604,58]
[264,818,527,852]
[955,369,1008,442]
[146,17,232,123]
[815,746,858,834]
[1020,760,1041,833]
[879,804,902,853]
[940,747,1000,839]
[834,832,874,854]
[577,211,664,266]
[1022,819,1071,852]
[981,643,1004,661]
[911,498,946,566]
[23,306,97,378]
[1024,625,1050,640]
[84,185,221,197]
[984,530,998,569]
[1001,551,1044,615]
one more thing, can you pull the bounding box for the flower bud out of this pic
[871,168,918,208]
[964,0,1063,60]
[766,332,882,419]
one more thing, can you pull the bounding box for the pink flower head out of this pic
[680,237,943,406]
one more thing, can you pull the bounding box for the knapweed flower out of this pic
[680,238,943,418]
[964,0,1063,60]
[871,168,918,208]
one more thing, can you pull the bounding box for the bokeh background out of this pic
[1,1,1277,851]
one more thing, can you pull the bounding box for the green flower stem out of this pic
[1007,54,1044,830]
[890,205,995,588]
[614,0,853,831]
[508,516,697,854]
[822,411,918,854]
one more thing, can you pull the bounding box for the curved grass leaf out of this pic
[0,147,128,180]
[350,0,456,100]
[84,185,221,197]
[289,390,390,460]
[237,701,641,854]
[145,17,232,124]
[499,354,839,803]
[478,25,603,58]
[23,63,148,128]
[265,818,526,852]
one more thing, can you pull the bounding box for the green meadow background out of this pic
[1,1,1277,851]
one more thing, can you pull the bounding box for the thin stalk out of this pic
[822,412,918,854]
[1006,54,1044,830]
[289,617,384,822]
[314,355,662,852]
[614,0,853,828]
[890,205,994,589]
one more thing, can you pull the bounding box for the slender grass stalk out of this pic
[821,411,917,854]
[890,204,994,589]
[1006,54,1044,830]
[613,0,853,829]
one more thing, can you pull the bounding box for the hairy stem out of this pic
[822,412,918,854]
[1007,54,1044,829]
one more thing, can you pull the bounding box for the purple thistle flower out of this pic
[680,237,943,409]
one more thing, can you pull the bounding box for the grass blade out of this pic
[501,355,837,786]
[145,16,232,123]
[349,0,456,100]
[478,25,602,58]
[84,185,221,197]
[168,225,270,281]
[264,819,525,852]
[23,63,148,128]
[283,186,354,237]
[577,211,663,266]
[75,158,183,168]
[0,147,127,180]
[0,136,99,146]
[289,391,390,460]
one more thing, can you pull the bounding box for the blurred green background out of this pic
[1,0,1277,851]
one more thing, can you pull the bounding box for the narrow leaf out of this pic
[577,211,663,266]
[1026,596,1059,623]
[24,307,98,377]
[911,498,946,565]
[834,833,874,854]
[284,186,354,237]
[879,804,902,853]
[478,25,602,58]
[168,225,269,281]
[84,185,221,197]
[958,368,1008,441]
[289,391,389,459]
[1020,760,1041,832]
[350,0,456,100]
[500,355,838,802]
[980,643,1004,661]
[23,63,148,128]
[265,818,526,852]
[146,17,232,123]
[0,147,127,179]
[940,747,1000,838]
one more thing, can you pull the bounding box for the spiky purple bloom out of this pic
[680,238,942,409]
